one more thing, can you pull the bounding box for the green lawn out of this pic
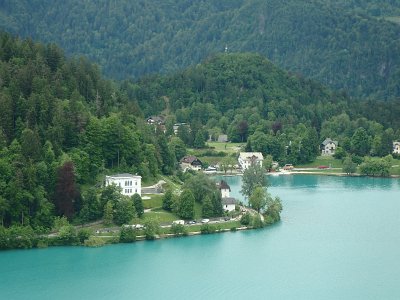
[296,156,343,168]
[143,211,179,223]
[390,164,400,176]
[142,194,164,209]
[206,141,244,154]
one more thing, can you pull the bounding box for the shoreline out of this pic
[215,170,400,179]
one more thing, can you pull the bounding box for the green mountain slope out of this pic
[2,0,400,100]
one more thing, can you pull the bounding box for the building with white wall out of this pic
[105,173,141,196]
[217,180,236,212]
[238,152,264,170]
[393,141,400,154]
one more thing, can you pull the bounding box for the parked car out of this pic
[201,218,210,223]
[318,165,329,169]
[283,164,294,170]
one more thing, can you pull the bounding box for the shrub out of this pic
[77,228,92,244]
[36,239,49,248]
[84,236,106,247]
[240,212,252,226]
[170,224,187,236]
[252,215,264,229]
[230,227,237,232]
[120,226,137,243]
[200,223,217,234]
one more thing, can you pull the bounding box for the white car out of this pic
[201,219,210,223]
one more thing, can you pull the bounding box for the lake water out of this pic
[1,175,400,299]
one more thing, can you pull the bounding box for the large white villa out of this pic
[105,173,142,196]
[238,152,264,170]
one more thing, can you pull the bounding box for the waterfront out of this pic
[1,175,400,299]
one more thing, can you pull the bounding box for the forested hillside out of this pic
[325,0,400,17]
[2,0,400,99]
[123,53,400,165]
[0,32,177,229]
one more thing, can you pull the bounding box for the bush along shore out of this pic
[0,210,281,250]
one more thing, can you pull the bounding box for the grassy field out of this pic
[142,194,163,209]
[390,164,400,176]
[296,156,343,168]
[143,211,179,223]
[206,141,245,154]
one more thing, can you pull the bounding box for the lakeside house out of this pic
[217,180,237,212]
[393,141,400,154]
[180,155,202,171]
[238,152,264,170]
[320,138,338,156]
[105,173,142,196]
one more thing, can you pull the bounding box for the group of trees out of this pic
[131,53,399,165]
[0,32,179,231]
[241,164,283,225]
[4,1,400,100]
[162,173,223,220]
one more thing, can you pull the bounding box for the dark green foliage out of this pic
[241,164,268,199]
[77,228,91,244]
[113,198,136,226]
[170,223,187,236]
[342,156,357,174]
[162,189,174,211]
[359,155,392,177]
[200,223,217,234]
[79,188,101,223]
[240,213,252,226]
[183,173,219,203]
[132,193,144,218]
[4,1,400,100]
[0,32,177,234]
[202,196,214,218]
[251,215,264,229]
[143,218,160,240]
[119,226,137,243]
[176,190,195,220]
[58,225,78,245]
[264,196,283,223]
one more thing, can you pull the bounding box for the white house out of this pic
[221,197,236,212]
[105,173,142,196]
[394,141,400,154]
[238,152,264,170]
[217,180,236,212]
[320,138,338,156]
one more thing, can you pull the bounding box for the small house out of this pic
[221,197,236,212]
[146,115,165,125]
[393,141,400,154]
[180,155,202,171]
[320,138,338,156]
[238,152,264,170]
[105,173,142,196]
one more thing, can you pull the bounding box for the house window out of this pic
[135,189,137,193]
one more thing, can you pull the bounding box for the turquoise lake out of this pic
[1,175,400,299]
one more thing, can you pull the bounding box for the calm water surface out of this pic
[1,175,400,299]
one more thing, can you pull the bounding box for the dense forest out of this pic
[0,31,399,235]
[123,52,400,164]
[0,32,178,230]
[2,0,400,99]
